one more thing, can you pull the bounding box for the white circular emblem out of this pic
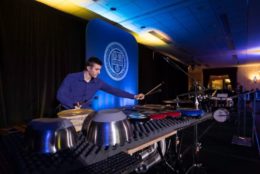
[104,42,129,81]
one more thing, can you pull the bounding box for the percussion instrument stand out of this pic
[162,57,206,172]
[251,90,259,145]
[174,132,184,173]
[176,96,180,108]
[232,92,253,147]
[173,132,184,173]
[252,92,256,145]
[158,132,184,173]
[185,124,204,174]
[253,90,260,155]
[162,57,202,110]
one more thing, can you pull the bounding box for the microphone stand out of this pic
[162,57,204,174]
[162,57,200,109]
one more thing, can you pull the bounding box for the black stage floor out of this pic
[142,116,260,174]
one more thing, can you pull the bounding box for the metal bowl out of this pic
[25,118,77,154]
[84,109,133,147]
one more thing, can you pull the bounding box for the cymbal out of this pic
[162,100,177,104]
[162,99,193,104]
[177,90,205,97]
[58,109,93,117]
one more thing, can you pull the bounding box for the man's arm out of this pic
[57,75,75,109]
[100,80,135,99]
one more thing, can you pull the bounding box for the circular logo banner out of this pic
[104,42,129,81]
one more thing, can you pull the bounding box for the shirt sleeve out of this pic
[100,80,135,99]
[56,74,75,109]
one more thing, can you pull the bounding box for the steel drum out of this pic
[128,112,147,119]
[177,108,204,117]
[84,109,133,146]
[57,109,93,132]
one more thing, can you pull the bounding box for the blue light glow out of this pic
[87,19,138,110]
[241,47,260,55]
[104,123,110,146]
[44,130,52,153]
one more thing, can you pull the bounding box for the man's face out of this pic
[87,63,101,78]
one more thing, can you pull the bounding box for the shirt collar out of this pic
[79,71,97,83]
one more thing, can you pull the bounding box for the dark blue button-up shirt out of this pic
[57,71,135,109]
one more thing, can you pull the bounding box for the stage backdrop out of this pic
[86,19,138,110]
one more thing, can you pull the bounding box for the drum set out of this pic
[161,90,236,123]
[209,96,233,123]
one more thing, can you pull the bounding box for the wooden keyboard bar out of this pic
[126,130,177,155]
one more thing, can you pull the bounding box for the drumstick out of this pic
[146,89,162,96]
[145,82,164,96]
[212,90,217,97]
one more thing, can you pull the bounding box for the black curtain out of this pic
[139,44,188,104]
[0,0,189,128]
[0,0,86,128]
[203,67,237,90]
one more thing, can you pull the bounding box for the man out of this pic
[57,57,145,109]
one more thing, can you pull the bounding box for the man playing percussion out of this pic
[57,57,145,109]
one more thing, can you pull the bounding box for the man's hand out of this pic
[74,102,82,109]
[134,93,145,100]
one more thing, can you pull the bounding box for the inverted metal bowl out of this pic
[84,109,133,147]
[25,118,77,154]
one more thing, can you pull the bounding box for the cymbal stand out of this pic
[185,82,203,173]
[186,81,204,173]
[162,57,205,173]
[176,96,180,108]
[162,57,201,110]
[185,124,204,174]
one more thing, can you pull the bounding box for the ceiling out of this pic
[37,0,260,67]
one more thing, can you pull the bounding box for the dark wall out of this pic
[0,0,86,127]
[0,0,188,128]
[138,45,188,104]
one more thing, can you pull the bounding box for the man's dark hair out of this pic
[86,57,103,67]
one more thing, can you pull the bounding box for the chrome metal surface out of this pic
[135,139,166,173]
[85,109,133,146]
[25,118,77,154]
